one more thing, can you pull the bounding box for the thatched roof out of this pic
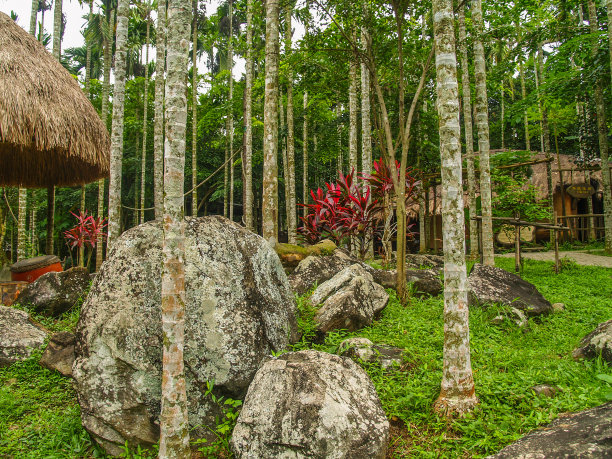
[0,12,109,188]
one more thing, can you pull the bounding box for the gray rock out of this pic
[405,254,444,271]
[530,384,562,398]
[231,350,389,459]
[16,267,90,317]
[72,216,300,456]
[371,268,442,297]
[552,302,565,312]
[468,264,552,317]
[311,264,389,334]
[488,402,612,458]
[39,331,75,377]
[490,308,528,328]
[0,306,47,367]
[338,337,405,370]
[573,320,612,365]
[288,249,358,295]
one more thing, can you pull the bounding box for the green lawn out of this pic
[1,257,610,458]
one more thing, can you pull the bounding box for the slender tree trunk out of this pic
[244,0,254,230]
[224,118,229,218]
[536,44,554,226]
[228,0,235,221]
[29,0,37,35]
[361,22,373,258]
[280,89,289,233]
[154,0,167,219]
[432,0,477,416]
[588,0,612,253]
[262,0,280,244]
[349,42,358,174]
[107,0,130,248]
[302,90,308,217]
[159,0,191,455]
[30,206,37,257]
[141,4,151,224]
[285,5,297,243]
[191,0,198,217]
[458,5,478,259]
[17,189,26,261]
[519,60,530,150]
[52,0,62,58]
[336,103,342,172]
[472,0,494,266]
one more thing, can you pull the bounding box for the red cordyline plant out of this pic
[64,210,107,268]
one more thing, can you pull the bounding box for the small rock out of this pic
[552,303,565,312]
[0,306,47,367]
[511,307,528,328]
[468,264,552,317]
[531,384,562,398]
[311,264,389,334]
[231,350,389,459]
[371,269,442,297]
[491,315,505,325]
[39,331,75,377]
[573,320,612,365]
[16,267,90,317]
[488,402,612,458]
[338,337,405,370]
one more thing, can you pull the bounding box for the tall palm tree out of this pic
[285,3,296,243]
[190,0,198,217]
[154,0,166,219]
[159,0,191,455]
[108,0,131,247]
[431,0,477,417]
[228,0,235,221]
[244,0,254,230]
[140,0,151,224]
[262,0,280,244]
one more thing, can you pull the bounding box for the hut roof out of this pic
[0,12,109,188]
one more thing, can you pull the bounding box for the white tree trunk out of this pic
[285,5,297,243]
[472,0,494,266]
[228,0,235,221]
[432,0,478,416]
[244,0,254,230]
[262,0,280,244]
[191,0,198,217]
[349,45,358,174]
[108,0,130,247]
[158,0,191,456]
[154,0,167,219]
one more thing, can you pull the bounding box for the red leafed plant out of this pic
[64,210,107,268]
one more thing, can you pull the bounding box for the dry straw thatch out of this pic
[0,12,109,188]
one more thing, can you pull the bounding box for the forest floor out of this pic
[0,257,611,458]
[499,249,612,268]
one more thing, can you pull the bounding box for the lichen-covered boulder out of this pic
[16,267,90,317]
[371,268,442,297]
[310,264,389,334]
[0,306,47,367]
[73,216,300,456]
[231,350,389,459]
[39,331,75,377]
[405,254,444,271]
[468,264,552,317]
[288,249,357,295]
[338,337,405,370]
[488,402,612,458]
[573,320,612,365]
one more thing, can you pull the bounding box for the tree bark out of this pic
[17,188,26,261]
[458,4,478,259]
[431,0,477,416]
[302,90,308,218]
[536,44,554,226]
[336,103,342,172]
[471,0,494,266]
[285,5,297,243]
[29,0,37,35]
[349,39,358,174]
[588,0,612,253]
[141,3,151,224]
[280,89,288,233]
[244,0,254,230]
[108,0,130,248]
[361,22,373,258]
[158,0,191,456]
[262,0,280,244]
[519,60,530,151]
[228,0,235,221]
[190,0,198,217]
[154,0,167,219]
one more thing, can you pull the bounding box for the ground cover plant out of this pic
[0,257,610,458]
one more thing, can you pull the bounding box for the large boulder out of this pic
[231,350,389,459]
[468,264,552,317]
[39,331,75,377]
[16,267,90,317]
[288,249,357,295]
[72,216,300,456]
[573,320,612,365]
[371,268,442,297]
[310,264,389,334]
[488,402,612,458]
[0,305,47,367]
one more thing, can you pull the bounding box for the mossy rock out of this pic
[275,240,338,271]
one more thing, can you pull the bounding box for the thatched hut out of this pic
[0,11,109,187]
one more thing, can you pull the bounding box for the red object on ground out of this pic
[10,255,63,283]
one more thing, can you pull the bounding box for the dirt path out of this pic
[499,250,612,268]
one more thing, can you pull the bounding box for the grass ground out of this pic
[0,257,610,458]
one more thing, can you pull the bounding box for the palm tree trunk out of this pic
[228,0,235,222]
[536,44,554,229]
[141,4,151,224]
[17,188,27,261]
[154,0,167,219]
[336,103,342,172]
[159,0,191,455]
[280,89,289,233]
[519,60,530,150]
[588,0,612,253]
[29,0,37,35]
[191,0,198,217]
[349,42,358,174]
[285,5,296,243]
[458,4,478,259]
[262,0,280,244]
[432,0,477,416]
[302,90,308,217]
[472,0,494,266]
[108,0,130,248]
[361,23,373,258]
[244,0,254,230]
